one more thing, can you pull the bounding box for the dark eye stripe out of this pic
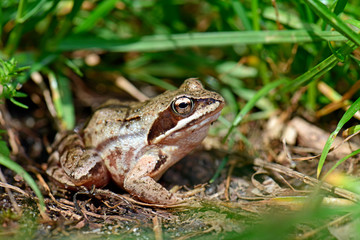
[148,106,181,144]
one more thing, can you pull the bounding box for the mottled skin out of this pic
[47,78,224,204]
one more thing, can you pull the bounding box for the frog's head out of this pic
[147,78,224,147]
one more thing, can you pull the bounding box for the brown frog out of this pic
[47,78,224,204]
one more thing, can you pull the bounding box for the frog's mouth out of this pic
[177,102,223,130]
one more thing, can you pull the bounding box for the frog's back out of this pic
[83,100,147,148]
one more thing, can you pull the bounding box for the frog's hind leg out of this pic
[47,133,110,189]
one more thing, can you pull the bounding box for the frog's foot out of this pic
[124,174,181,205]
[46,152,77,189]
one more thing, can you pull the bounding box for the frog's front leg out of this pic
[123,150,181,205]
[47,132,110,189]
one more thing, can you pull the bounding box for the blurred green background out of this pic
[2,0,359,130]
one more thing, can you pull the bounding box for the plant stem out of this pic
[4,0,27,57]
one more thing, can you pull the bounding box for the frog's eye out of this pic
[171,97,194,116]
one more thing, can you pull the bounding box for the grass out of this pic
[58,30,348,51]
[1,0,360,238]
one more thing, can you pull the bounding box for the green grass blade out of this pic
[17,53,58,81]
[263,6,316,29]
[129,72,177,90]
[51,0,84,47]
[343,125,360,136]
[58,30,347,52]
[231,0,252,30]
[74,0,118,34]
[347,19,360,29]
[333,0,348,15]
[58,74,75,130]
[10,97,28,109]
[48,72,75,130]
[0,140,10,157]
[323,148,360,181]
[251,0,260,31]
[224,79,288,141]
[0,154,45,212]
[15,0,27,23]
[5,19,24,56]
[282,40,357,93]
[18,0,48,23]
[304,0,360,46]
[317,97,360,178]
[209,155,229,183]
[0,6,3,42]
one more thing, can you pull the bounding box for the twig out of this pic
[115,75,149,101]
[317,80,360,119]
[271,0,284,30]
[0,179,30,197]
[94,188,189,208]
[296,212,351,239]
[31,72,61,130]
[289,117,359,161]
[176,226,216,240]
[292,130,360,162]
[225,160,236,201]
[275,171,297,192]
[48,205,82,221]
[34,173,53,221]
[153,216,163,240]
[82,207,133,221]
[254,158,360,202]
[0,169,21,214]
[0,107,19,154]
[38,172,83,223]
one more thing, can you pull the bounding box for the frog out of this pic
[47,78,224,205]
